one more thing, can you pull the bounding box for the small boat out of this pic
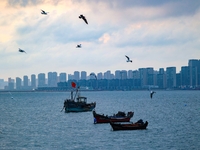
[110,119,148,131]
[63,82,96,112]
[93,110,134,124]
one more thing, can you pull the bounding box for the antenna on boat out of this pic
[73,86,80,100]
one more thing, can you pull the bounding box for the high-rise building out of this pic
[59,73,67,82]
[139,68,147,87]
[146,67,154,85]
[8,78,14,90]
[128,70,133,79]
[81,71,87,80]
[159,68,165,74]
[132,70,140,79]
[166,67,176,88]
[38,73,46,87]
[115,70,121,79]
[48,72,58,87]
[68,74,74,80]
[16,77,22,90]
[121,70,127,80]
[97,72,103,79]
[23,75,28,88]
[176,73,181,88]
[181,66,190,86]
[31,74,36,89]
[157,68,166,88]
[0,79,4,89]
[188,59,199,87]
[74,71,80,81]
[104,70,111,79]
[110,74,114,79]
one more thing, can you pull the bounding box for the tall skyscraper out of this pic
[188,59,199,87]
[81,71,87,80]
[97,72,103,79]
[31,74,36,89]
[132,70,140,79]
[23,75,28,88]
[146,67,154,85]
[128,70,133,79]
[68,74,74,80]
[59,73,67,82]
[166,67,176,88]
[48,72,58,87]
[104,70,111,79]
[115,70,121,79]
[16,77,22,90]
[74,71,80,81]
[8,78,14,90]
[159,68,165,74]
[157,68,166,88]
[38,73,46,87]
[181,66,190,86]
[139,68,147,87]
[121,70,127,80]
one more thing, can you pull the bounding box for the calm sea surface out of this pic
[0,91,199,150]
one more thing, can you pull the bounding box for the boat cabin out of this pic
[76,96,87,103]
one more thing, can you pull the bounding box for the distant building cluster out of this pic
[1,59,200,91]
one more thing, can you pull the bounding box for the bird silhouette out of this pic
[150,91,156,99]
[76,44,81,48]
[41,9,48,15]
[125,55,132,62]
[79,14,88,24]
[18,48,26,53]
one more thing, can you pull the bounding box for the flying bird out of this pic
[125,55,132,62]
[19,48,26,53]
[76,44,81,48]
[41,9,48,15]
[150,91,156,99]
[79,14,88,24]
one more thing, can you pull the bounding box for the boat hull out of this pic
[93,111,134,124]
[64,101,96,113]
[110,121,148,131]
[65,105,96,112]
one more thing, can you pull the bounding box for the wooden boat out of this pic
[63,82,96,112]
[110,119,148,131]
[93,110,134,124]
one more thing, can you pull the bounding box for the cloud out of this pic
[0,0,200,81]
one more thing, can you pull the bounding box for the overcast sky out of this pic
[0,0,200,81]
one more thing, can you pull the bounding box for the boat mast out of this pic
[73,86,80,100]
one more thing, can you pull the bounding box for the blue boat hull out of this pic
[65,105,96,112]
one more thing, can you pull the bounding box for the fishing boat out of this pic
[110,119,148,131]
[93,110,134,124]
[62,82,96,113]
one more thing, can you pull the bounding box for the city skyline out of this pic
[1,59,199,90]
[1,1,200,81]
[1,59,197,82]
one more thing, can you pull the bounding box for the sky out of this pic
[0,0,200,81]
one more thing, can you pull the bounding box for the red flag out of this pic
[71,82,76,88]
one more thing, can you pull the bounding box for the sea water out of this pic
[0,91,199,150]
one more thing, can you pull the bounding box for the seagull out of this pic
[19,48,26,53]
[125,55,132,62]
[79,14,88,24]
[150,91,156,99]
[76,44,81,48]
[41,9,48,15]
